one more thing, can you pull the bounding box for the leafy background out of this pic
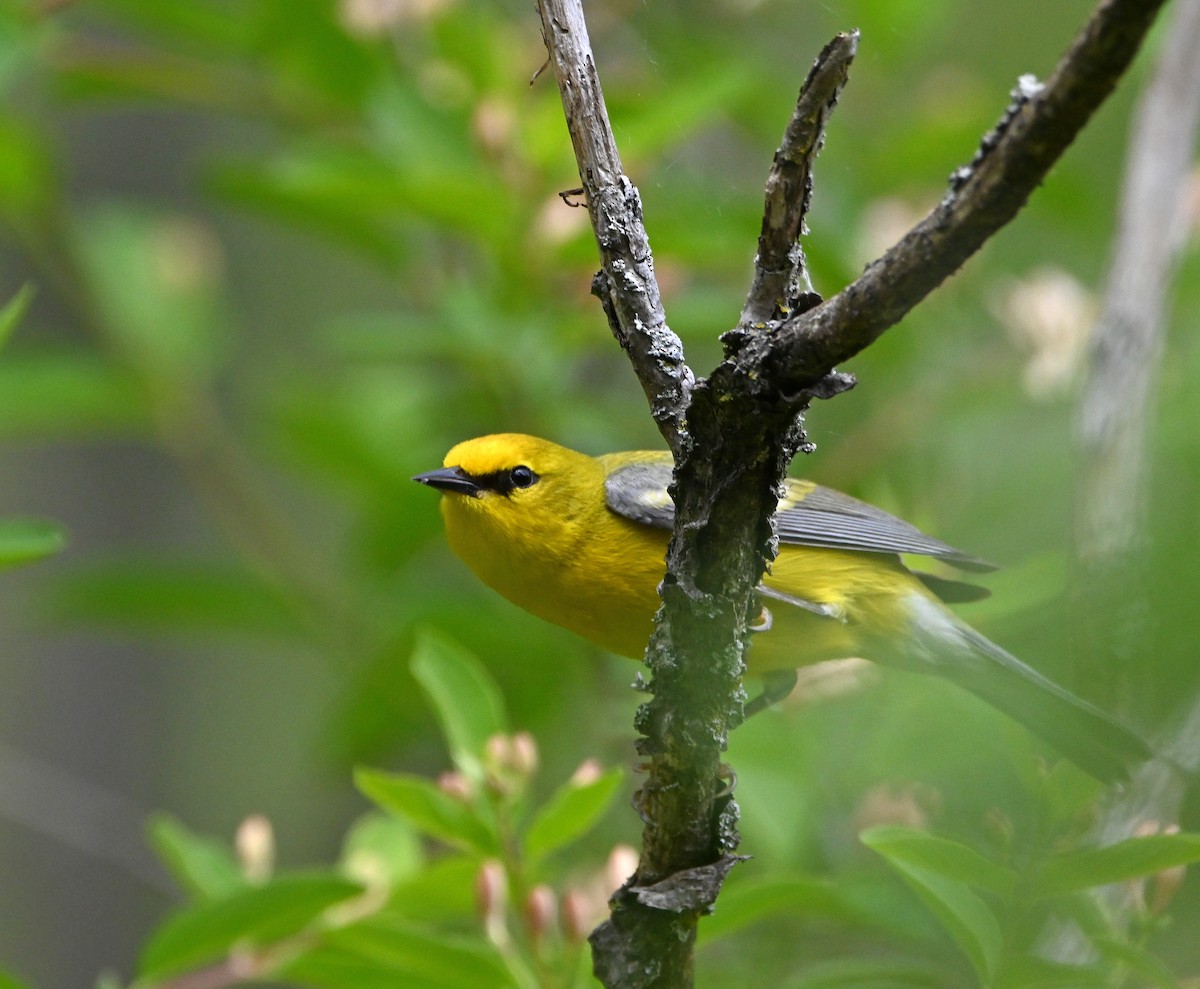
[1,0,1199,986]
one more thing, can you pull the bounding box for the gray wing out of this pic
[602,459,677,528]
[603,459,996,574]
[776,482,996,572]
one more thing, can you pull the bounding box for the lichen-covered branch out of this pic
[535,0,692,456]
[537,6,834,988]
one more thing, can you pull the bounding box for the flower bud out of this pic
[983,807,1014,851]
[511,731,539,777]
[475,859,508,945]
[473,98,515,157]
[483,734,516,796]
[485,733,512,767]
[570,758,603,787]
[561,888,595,944]
[524,884,557,943]
[853,783,938,833]
[605,844,639,894]
[1146,823,1185,917]
[235,814,274,884]
[1150,860,1187,917]
[483,732,541,796]
[438,770,473,802]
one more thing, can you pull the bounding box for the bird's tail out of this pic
[897,597,1150,784]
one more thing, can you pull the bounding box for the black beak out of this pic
[412,465,483,497]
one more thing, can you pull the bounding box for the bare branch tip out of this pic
[809,370,857,401]
[834,29,860,53]
[816,29,860,68]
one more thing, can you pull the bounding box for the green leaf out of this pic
[138,873,363,980]
[72,0,253,56]
[210,161,408,267]
[619,63,758,161]
[788,957,952,989]
[0,283,33,350]
[859,825,1017,893]
[0,9,36,98]
[279,914,510,989]
[250,2,379,109]
[410,630,506,779]
[0,967,34,989]
[76,207,228,383]
[340,812,424,887]
[1036,885,1112,944]
[698,877,849,945]
[995,955,1107,989]
[0,518,65,570]
[863,831,1003,985]
[1031,833,1200,897]
[525,767,623,863]
[1092,937,1180,989]
[355,767,497,855]
[388,855,479,925]
[45,558,298,637]
[146,813,245,900]
[0,118,56,224]
[1008,956,1113,989]
[0,352,148,439]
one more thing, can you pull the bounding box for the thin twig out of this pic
[738,0,1170,397]
[738,31,858,329]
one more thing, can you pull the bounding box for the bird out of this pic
[413,433,1149,783]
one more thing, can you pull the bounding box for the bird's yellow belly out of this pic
[752,548,912,671]
[464,509,913,672]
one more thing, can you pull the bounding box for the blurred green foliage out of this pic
[0,286,64,569]
[1,0,1198,987]
[136,637,623,989]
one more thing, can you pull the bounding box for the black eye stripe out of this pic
[475,466,540,496]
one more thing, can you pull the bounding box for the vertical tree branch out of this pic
[536,1,1170,986]
[536,5,735,985]
[537,7,852,988]
[535,0,692,456]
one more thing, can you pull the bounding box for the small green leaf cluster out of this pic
[36,634,627,989]
[862,820,1200,989]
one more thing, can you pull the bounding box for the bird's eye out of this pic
[509,465,536,489]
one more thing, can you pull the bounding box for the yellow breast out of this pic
[442,481,923,670]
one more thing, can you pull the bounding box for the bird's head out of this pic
[413,434,604,551]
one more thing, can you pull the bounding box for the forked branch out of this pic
[534,2,1169,988]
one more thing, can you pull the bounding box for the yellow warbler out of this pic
[414,433,1147,782]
